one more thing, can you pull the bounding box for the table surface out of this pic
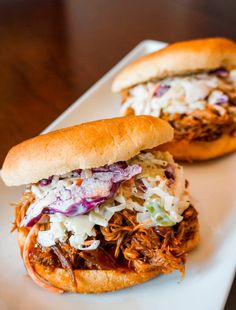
[0,0,235,308]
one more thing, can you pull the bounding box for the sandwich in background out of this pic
[112,38,236,161]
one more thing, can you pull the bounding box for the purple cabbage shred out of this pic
[210,68,228,77]
[164,165,175,180]
[214,94,228,105]
[24,163,141,227]
[39,176,53,186]
[155,84,170,97]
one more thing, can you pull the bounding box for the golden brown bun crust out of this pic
[112,37,236,92]
[34,264,161,293]
[17,222,199,293]
[158,135,236,161]
[1,116,173,186]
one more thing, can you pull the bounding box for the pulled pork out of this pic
[11,191,35,232]
[28,206,198,276]
[162,106,236,142]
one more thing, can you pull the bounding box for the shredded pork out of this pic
[162,106,236,141]
[11,191,35,232]
[26,206,198,276]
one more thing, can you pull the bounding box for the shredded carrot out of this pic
[83,240,94,246]
[23,225,64,294]
[148,83,160,98]
[76,179,83,186]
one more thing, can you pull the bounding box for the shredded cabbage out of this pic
[121,70,233,117]
[34,150,190,250]
[22,163,141,227]
[145,199,176,226]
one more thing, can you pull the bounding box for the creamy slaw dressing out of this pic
[22,151,190,250]
[121,70,236,117]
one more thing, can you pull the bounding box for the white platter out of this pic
[0,40,235,310]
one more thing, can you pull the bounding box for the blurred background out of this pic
[0,1,235,307]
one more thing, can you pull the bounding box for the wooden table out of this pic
[0,0,235,308]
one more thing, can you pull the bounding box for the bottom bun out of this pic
[17,224,199,293]
[158,134,236,161]
[34,263,161,293]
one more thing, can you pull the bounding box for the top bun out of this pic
[1,116,173,186]
[112,37,236,92]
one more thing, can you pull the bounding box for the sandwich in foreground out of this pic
[112,38,236,161]
[1,116,199,293]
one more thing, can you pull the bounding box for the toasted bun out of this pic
[34,264,161,293]
[1,116,173,186]
[112,37,236,92]
[17,223,199,293]
[158,134,236,161]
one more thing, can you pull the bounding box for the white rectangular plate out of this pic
[0,40,235,310]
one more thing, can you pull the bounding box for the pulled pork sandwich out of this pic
[112,38,236,161]
[1,116,199,293]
